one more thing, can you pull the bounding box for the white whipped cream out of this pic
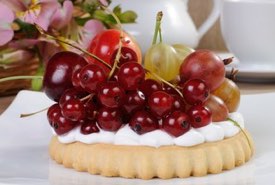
[56,112,244,148]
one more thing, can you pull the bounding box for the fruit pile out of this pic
[44,27,240,138]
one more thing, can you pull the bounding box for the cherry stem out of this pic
[0,75,43,83]
[152,11,163,45]
[35,24,112,69]
[80,94,93,102]
[20,107,48,118]
[101,5,123,79]
[227,118,253,151]
[145,69,183,98]
[223,57,234,65]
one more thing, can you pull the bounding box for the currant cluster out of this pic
[45,47,229,138]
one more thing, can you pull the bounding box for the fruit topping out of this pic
[187,105,212,128]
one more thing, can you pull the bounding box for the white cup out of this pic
[220,0,275,65]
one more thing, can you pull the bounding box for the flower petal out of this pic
[81,20,105,48]
[0,2,15,23]
[51,0,73,30]
[0,28,14,46]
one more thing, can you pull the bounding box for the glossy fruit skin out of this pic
[71,68,85,91]
[181,79,210,105]
[187,105,212,128]
[204,95,229,122]
[80,120,100,135]
[47,104,77,135]
[43,51,88,101]
[138,79,161,97]
[59,88,87,108]
[61,99,85,121]
[145,43,182,81]
[162,111,191,137]
[84,99,98,121]
[212,78,240,112]
[148,91,174,118]
[172,95,186,112]
[97,107,123,131]
[79,64,107,93]
[179,50,225,91]
[47,104,60,127]
[88,29,142,73]
[129,110,159,135]
[123,91,145,115]
[117,62,145,90]
[97,81,125,108]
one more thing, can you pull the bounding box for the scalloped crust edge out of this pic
[49,130,254,179]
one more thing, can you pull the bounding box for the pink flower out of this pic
[0,2,15,46]
[15,0,60,31]
[51,0,73,30]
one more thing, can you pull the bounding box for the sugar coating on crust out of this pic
[49,130,254,179]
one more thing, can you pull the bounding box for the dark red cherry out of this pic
[148,91,174,118]
[117,62,145,90]
[43,51,87,101]
[97,81,125,108]
[123,91,145,114]
[79,64,107,93]
[61,99,86,121]
[97,107,123,131]
[187,105,212,128]
[162,111,190,137]
[181,79,210,105]
[129,110,159,135]
[80,120,100,135]
[139,79,162,97]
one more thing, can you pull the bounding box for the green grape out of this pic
[144,43,181,81]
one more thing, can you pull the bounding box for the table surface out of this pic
[0,82,275,115]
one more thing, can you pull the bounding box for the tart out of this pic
[49,130,253,179]
[42,26,254,179]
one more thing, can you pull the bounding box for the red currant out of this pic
[187,105,212,128]
[148,91,174,118]
[138,79,161,97]
[79,64,107,93]
[117,62,145,90]
[111,47,138,66]
[172,95,186,112]
[181,79,210,105]
[129,110,159,135]
[59,88,87,108]
[162,111,190,137]
[47,104,60,127]
[123,91,145,114]
[61,99,85,121]
[97,81,125,108]
[97,107,123,131]
[84,99,98,121]
[80,120,100,135]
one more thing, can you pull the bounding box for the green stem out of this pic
[20,107,48,118]
[227,118,253,150]
[145,69,183,98]
[35,24,112,69]
[152,11,163,45]
[0,76,43,83]
[158,26,163,43]
[101,6,123,79]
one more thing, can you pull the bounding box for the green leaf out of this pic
[31,65,44,91]
[113,5,122,15]
[118,11,137,23]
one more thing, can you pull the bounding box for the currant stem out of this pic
[101,6,123,79]
[20,107,48,118]
[227,118,253,151]
[0,76,43,83]
[152,11,163,45]
[35,24,112,69]
[145,69,184,98]
[80,94,93,102]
